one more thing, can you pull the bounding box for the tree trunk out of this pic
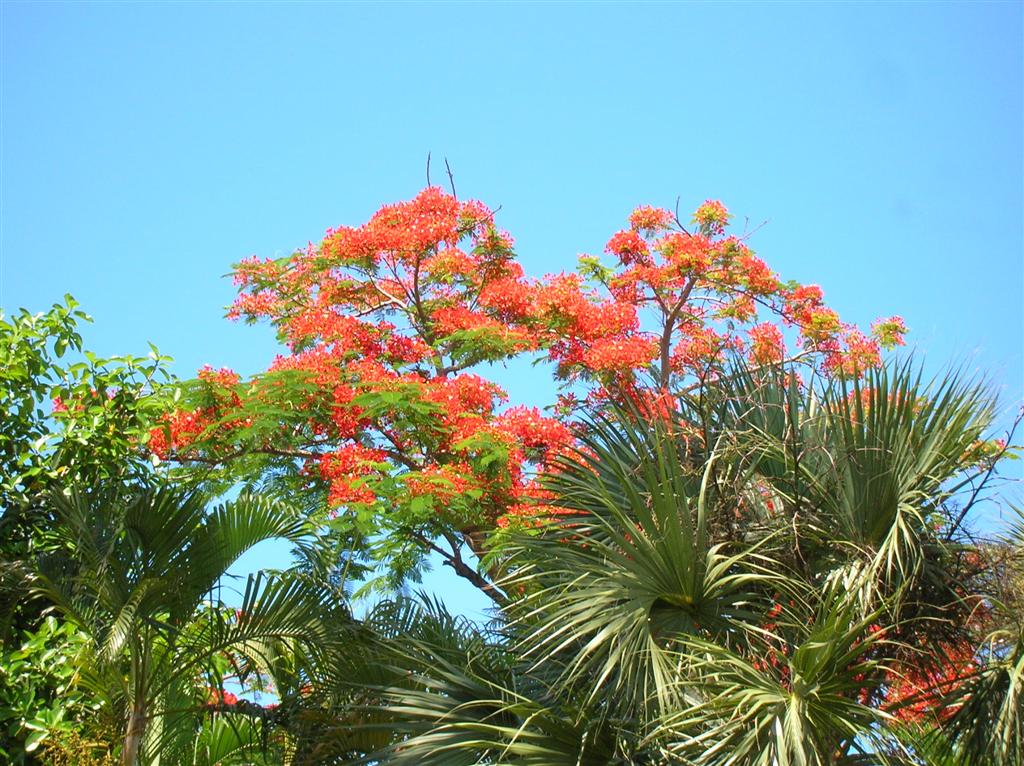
[121,697,147,766]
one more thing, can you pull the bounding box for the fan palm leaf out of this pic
[505,408,785,720]
[654,584,893,766]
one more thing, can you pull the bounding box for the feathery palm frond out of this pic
[31,481,338,766]
[344,597,638,766]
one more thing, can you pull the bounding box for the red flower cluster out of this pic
[748,323,785,366]
[825,330,881,375]
[628,205,674,234]
[197,365,241,387]
[692,200,731,236]
[207,688,239,706]
[495,406,572,463]
[149,366,251,459]
[884,641,977,723]
[148,410,213,460]
[672,326,728,371]
[425,374,507,418]
[319,444,387,506]
[872,316,908,349]
[404,462,476,503]
[606,230,651,266]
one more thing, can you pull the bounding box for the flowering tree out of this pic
[150,187,906,594]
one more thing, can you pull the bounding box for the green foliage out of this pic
[0,295,177,643]
[40,728,118,766]
[0,296,180,762]
[188,714,283,766]
[32,483,351,766]
[0,295,175,510]
[0,617,96,763]
[656,587,892,766]
[941,506,1024,766]
[0,295,88,508]
[507,413,782,720]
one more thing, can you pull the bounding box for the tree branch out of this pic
[946,407,1023,541]
[410,529,506,606]
[659,277,697,387]
[444,157,457,200]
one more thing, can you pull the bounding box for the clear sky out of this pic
[2,1,1022,618]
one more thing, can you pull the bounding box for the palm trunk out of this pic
[122,640,149,766]
[121,696,147,766]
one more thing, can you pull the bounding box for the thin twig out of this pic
[444,157,457,200]
[946,407,1023,541]
[673,196,693,236]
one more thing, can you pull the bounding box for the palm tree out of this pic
[940,506,1024,766]
[31,483,349,766]
[320,359,1014,765]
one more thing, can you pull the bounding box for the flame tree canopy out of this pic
[148,187,907,592]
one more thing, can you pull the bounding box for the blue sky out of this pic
[2,1,1021,618]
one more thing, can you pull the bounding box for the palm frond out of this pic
[822,362,994,584]
[504,408,785,719]
[654,584,892,766]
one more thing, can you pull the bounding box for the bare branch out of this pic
[946,407,1024,541]
[673,195,693,236]
[444,157,457,200]
[410,529,506,606]
[365,273,410,310]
